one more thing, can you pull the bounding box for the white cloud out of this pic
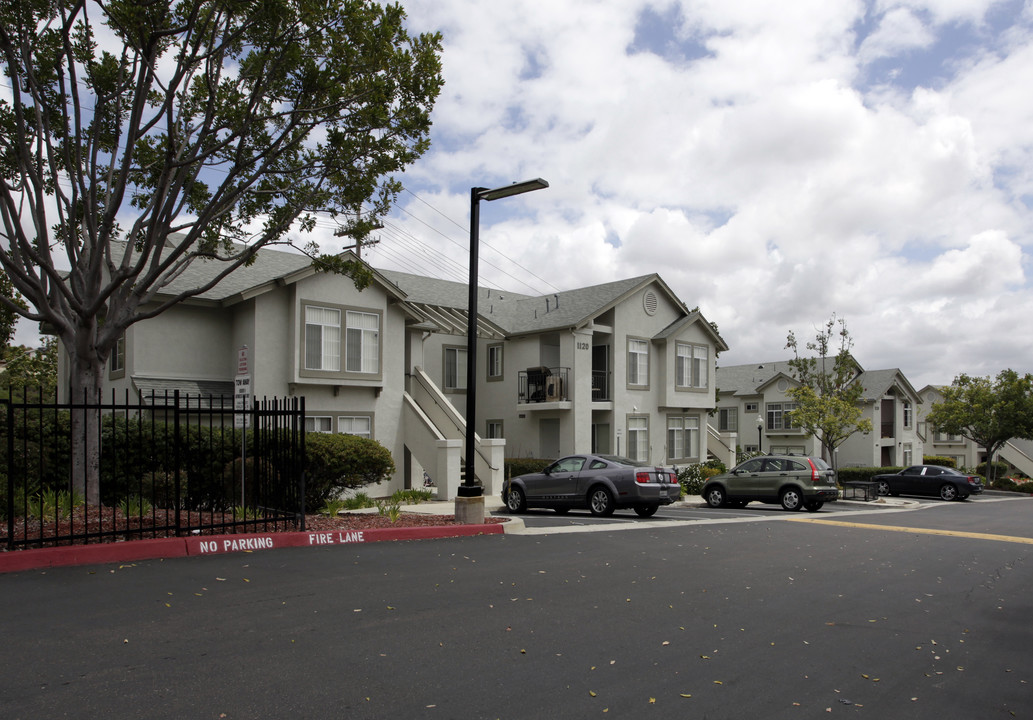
[376,0,1033,387]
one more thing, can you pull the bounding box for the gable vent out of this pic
[643,290,658,316]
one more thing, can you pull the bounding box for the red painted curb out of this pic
[0,522,505,574]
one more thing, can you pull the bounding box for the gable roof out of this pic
[717,357,919,403]
[377,269,722,342]
[113,239,409,307]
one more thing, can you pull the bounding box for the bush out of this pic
[304,432,395,509]
[977,461,1009,481]
[837,467,902,483]
[923,455,956,468]
[505,457,554,479]
[678,461,725,495]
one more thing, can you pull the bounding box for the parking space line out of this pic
[789,518,1033,545]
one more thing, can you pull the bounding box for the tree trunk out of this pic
[69,353,105,508]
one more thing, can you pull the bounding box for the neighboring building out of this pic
[58,242,728,498]
[715,359,923,468]
[917,385,1033,476]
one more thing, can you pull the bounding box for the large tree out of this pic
[785,315,873,473]
[0,0,443,501]
[925,370,1033,485]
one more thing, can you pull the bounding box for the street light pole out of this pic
[756,414,764,454]
[460,178,549,499]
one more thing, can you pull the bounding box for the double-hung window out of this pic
[444,347,468,391]
[338,415,372,438]
[109,334,125,377]
[676,343,708,389]
[628,416,649,461]
[628,339,648,386]
[345,311,379,374]
[305,416,333,433]
[487,344,503,381]
[766,402,799,431]
[718,408,738,433]
[305,306,341,371]
[667,415,700,461]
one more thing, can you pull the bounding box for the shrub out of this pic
[304,432,395,509]
[678,462,724,495]
[837,466,902,484]
[505,457,554,479]
[977,461,1009,481]
[923,455,956,468]
[392,488,433,505]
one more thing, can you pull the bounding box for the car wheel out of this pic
[704,486,726,508]
[780,488,803,511]
[588,486,615,517]
[804,500,824,512]
[505,486,527,513]
[554,507,571,515]
[876,480,890,496]
[634,505,659,518]
[940,484,958,501]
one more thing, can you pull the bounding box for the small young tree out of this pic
[926,370,1033,486]
[785,315,873,473]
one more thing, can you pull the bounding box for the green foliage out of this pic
[304,432,396,509]
[0,269,27,360]
[320,498,348,517]
[377,500,402,522]
[392,488,433,505]
[836,467,903,483]
[977,461,1009,481]
[118,494,153,517]
[0,339,58,394]
[505,458,555,479]
[26,488,85,521]
[926,370,1033,484]
[678,461,726,495]
[785,315,873,471]
[342,492,375,510]
[922,456,956,468]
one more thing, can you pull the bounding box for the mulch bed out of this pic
[2,505,507,550]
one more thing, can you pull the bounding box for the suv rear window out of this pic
[809,457,831,470]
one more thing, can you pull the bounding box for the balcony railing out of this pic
[518,366,570,404]
[591,370,611,401]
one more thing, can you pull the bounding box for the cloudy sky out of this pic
[340,0,1033,389]
[10,0,1030,390]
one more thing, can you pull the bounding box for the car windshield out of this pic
[596,454,640,467]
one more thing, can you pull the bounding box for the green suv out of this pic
[701,454,838,512]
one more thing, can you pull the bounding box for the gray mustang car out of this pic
[502,454,679,517]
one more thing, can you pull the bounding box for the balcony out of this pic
[592,370,611,401]
[518,366,570,405]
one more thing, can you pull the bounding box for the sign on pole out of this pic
[235,345,250,429]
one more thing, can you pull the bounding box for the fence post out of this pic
[5,394,13,551]
[173,389,181,534]
[299,395,306,531]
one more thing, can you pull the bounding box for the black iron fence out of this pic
[2,389,306,550]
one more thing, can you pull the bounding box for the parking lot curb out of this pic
[0,522,506,574]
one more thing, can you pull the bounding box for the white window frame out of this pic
[903,401,912,428]
[627,416,649,462]
[304,305,341,372]
[337,415,372,438]
[486,420,503,439]
[766,402,799,431]
[627,338,649,387]
[903,442,913,466]
[487,344,503,381]
[345,311,379,374]
[109,334,126,377]
[305,416,333,433]
[667,415,700,462]
[718,407,738,433]
[444,346,468,391]
[676,343,708,390]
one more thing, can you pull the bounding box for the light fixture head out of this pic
[477,178,549,202]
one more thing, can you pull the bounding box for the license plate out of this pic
[659,488,668,497]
